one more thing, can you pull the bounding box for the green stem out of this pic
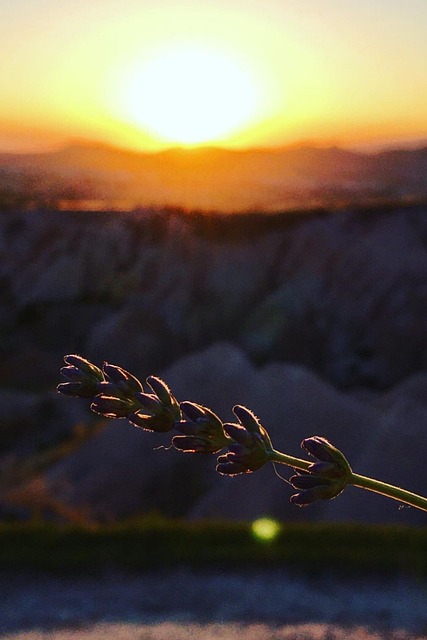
[269,449,311,472]
[351,473,427,513]
[270,449,427,513]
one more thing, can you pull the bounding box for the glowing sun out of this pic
[121,45,260,145]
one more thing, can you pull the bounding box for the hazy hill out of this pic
[1,142,426,211]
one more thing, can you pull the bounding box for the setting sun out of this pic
[115,45,260,146]
[0,1,426,152]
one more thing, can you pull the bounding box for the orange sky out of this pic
[1,0,426,153]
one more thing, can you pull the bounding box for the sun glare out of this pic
[116,45,260,146]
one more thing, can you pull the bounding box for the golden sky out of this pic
[1,0,426,152]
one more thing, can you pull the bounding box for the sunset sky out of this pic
[1,0,426,153]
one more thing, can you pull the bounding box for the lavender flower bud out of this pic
[147,376,180,418]
[289,473,331,490]
[124,376,180,433]
[57,355,104,398]
[96,381,130,399]
[216,459,248,475]
[103,363,144,394]
[290,485,340,506]
[222,423,252,446]
[232,405,264,434]
[147,376,175,406]
[216,405,272,475]
[289,436,353,506]
[308,461,344,478]
[302,436,347,466]
[63,355,104,380]
[178,402,206,423]
[135,392,163,414]
[90,396,136,418]
[128,411,177,433]
[172,401,228,454]
[173,436,211,453]
[57,381,93,398]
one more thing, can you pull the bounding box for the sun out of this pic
[118,45,260,146]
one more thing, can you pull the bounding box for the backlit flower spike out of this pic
[173,401,229,454]
[57,355,104,399]
[289,436,353,506]
[216,405,273,475]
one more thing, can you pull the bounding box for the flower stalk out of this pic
[350,473,427,513]
[57,354,427,515]
[269,449,311,472]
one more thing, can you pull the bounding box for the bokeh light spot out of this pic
[251,517,281,542]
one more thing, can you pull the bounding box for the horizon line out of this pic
[1,134,427,158]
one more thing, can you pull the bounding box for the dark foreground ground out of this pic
[1,569,426,639]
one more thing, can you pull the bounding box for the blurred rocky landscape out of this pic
[1,203,427,524]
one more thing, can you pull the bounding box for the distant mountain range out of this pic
[1,141,426,211]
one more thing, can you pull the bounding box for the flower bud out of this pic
[90,396,136,418]
[128,411,177,433]
[289,436,353,506]
[147,376,175,407]
[232,405,265,434]
[216,459,249,475]
[124,376,180,433]
[88,364,145,419]
[173,436,212,453]
[301,436,348,468]
[147,376,180,417]
[222,423,252,446]
[172,401,228,454]
[216,406,272,475]
[135,392,164,414]
[57,355,104,398]
[63,355,104,380]
[290,485,339,505]
[103,363,144,394]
